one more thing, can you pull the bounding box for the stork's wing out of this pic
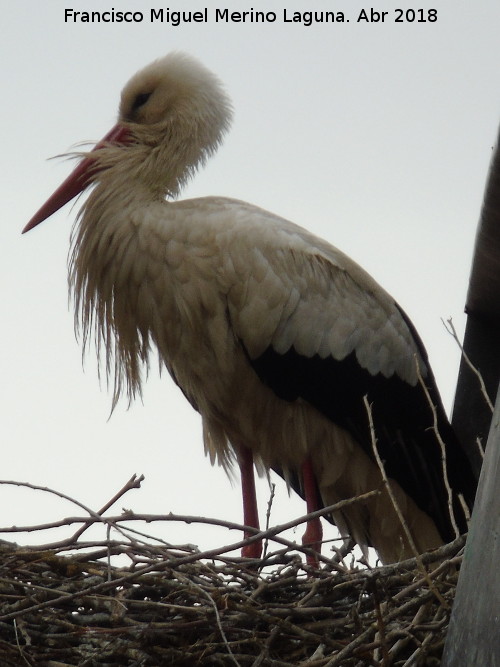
[227,239,476,543]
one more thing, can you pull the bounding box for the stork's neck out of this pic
[94,141,191,203]
[72,171,169,283]
[69,174,174,407]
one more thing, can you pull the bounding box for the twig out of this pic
[0,494,383,624]
[415,359,460,538]
[175,569,242,667]
[363,396,448,610]
[69,473,144,542]
[0,522,464,665]
[0,493,380,571]
[369,578,389,666]
[363,396,421,561]
[0,479,108,521]
[476,436,486,459]
[263,480,276,559]
[13,620,33,666]
[443,317,494,412]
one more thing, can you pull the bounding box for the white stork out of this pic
[24,53,476,564]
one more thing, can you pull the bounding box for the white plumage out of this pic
[25,53,476,564]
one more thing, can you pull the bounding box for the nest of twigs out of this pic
[0,476,465,666]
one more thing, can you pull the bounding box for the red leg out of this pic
[301,457,323,567]
[239,446,262,558]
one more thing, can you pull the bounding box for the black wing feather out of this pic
[248,306,477,543]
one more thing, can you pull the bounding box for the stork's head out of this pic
[24,53,232,233]
[120,53,231,139]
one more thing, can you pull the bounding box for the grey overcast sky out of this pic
[2,0,500,554]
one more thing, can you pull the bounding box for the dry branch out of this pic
[0,479,466,666]
[443,317,494,414]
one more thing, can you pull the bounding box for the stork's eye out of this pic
[131,91,152,114]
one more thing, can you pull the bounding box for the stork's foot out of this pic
[302,516,322,567]
[301,458,323,568]
[241,540,263,559]
[238,446,262,560]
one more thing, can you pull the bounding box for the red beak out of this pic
[23,124,132,234]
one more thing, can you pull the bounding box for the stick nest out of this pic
[0,478,465,666]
